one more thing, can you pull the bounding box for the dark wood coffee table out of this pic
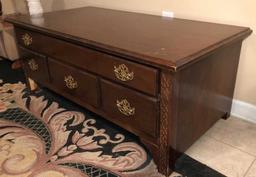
[5,7,252,176]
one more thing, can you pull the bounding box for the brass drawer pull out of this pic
[28,59,38,71]
[114,64,134,82]
[64,75,78,89]
[116,99,135,116]
[22,33,33,46]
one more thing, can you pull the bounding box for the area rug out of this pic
[0,60,226,177]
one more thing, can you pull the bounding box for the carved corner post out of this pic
[158,71,178,176]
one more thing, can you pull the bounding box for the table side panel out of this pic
[176,41,243,152]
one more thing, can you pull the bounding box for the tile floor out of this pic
[170,117,256,177]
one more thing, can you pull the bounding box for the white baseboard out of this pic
[231,99,256,123]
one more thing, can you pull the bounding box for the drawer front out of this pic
[15,28,158,96]
[101,80,158,137]
[48,59,99,107]
[21,48,49,83]
[95,56,158,96]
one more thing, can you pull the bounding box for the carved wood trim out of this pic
[159,72,173,175]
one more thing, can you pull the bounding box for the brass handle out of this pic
[114,64,134,82]
[64,75,78,90]
[22,33,33,46]
[116,99,135,116]
[28,59,38,71]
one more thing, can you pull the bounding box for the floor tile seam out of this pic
[243,158,256,177]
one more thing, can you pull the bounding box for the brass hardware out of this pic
[114,64,134,82]
[22,33,33,46]
[64,75,78,89]
[116,99,135,116]
[28,59,38,71]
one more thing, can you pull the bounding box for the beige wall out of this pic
[2,0,17,14]
[25,0,256,105]
[1,0,27,15]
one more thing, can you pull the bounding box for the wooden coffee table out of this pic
[6,7,252,176]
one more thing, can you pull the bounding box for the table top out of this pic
[5,7,252,71]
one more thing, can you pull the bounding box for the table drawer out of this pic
[96,57,158,96]
[16,28,158,96]
[20,49,49,83]
[48,59,99,107]
[101,80,158,137]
